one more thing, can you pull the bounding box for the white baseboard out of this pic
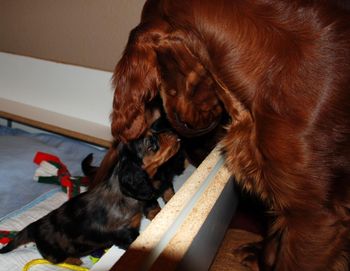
[0,52,114,127]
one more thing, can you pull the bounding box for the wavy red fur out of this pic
[111,1,350,270]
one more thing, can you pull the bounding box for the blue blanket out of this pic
[0,126,106,220]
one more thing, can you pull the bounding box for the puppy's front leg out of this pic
[143,199,161,220]
[151,179,175,203]
[114,227,140,250]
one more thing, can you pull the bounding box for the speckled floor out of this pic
[209,192,266,271]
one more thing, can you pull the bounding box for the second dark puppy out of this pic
[0,132,181,264]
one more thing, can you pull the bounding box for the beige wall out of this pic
[0,0,146,71]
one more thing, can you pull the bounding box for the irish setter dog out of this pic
[107,0,350,270]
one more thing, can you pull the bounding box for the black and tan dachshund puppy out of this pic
[0,132,181,264]
[148,117,186,204]
[84,117,186,220]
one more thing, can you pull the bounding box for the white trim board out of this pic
[0,98,112,146]
[0,52,114,127]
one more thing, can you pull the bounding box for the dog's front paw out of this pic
[233,241,263,271]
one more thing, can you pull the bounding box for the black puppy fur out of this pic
[0,135,161,263]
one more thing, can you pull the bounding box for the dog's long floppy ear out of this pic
[111,22,171,143]
[118,158,156,201]
[111,21,211,142]
[155,32,210,98]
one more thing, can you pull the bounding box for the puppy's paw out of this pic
[146,206,161,220]
[143,200,161,220]
[65,257,83,266]
[162,187,175,203]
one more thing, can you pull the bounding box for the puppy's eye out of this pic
[148,136,159,152]
[143,138,151,147]
[143,137,158,152]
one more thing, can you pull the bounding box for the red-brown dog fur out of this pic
[109,1,350,270]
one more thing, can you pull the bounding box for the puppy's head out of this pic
[143,132,181,178]
[117,130,180,200]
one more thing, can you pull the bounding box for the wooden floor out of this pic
[209,192,266,271]
[209,229,262,271]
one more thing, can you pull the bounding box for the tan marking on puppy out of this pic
[146,206,162,220]
[65,258,83,266]
[151,180,162,190]
[130,213,142,229]
[162,187,175,203]
[143,132,181,177]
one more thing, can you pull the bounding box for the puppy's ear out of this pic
[118,160,156,201]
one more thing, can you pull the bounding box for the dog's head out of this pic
[156,43,223,138]
[117,128,181,201]
[111,18,224,142]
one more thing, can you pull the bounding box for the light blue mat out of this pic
[0,125,106,220]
